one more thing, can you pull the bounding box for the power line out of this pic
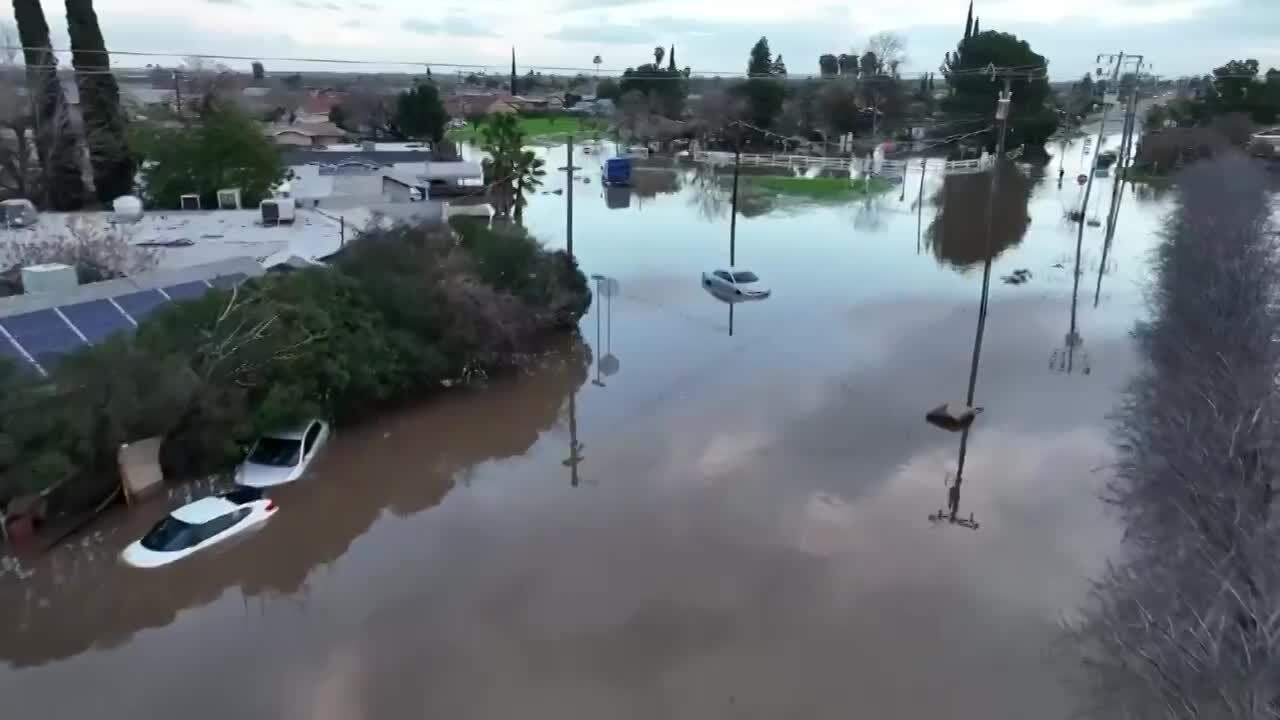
[1,45,1047,82]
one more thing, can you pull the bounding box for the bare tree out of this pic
[1070,153,1280,719]
[865,32,907,74]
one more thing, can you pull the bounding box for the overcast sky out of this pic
[3,0,1277,80]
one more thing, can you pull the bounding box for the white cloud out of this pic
[0,0,1258,77]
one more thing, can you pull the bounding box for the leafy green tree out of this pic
[251,61,264,80]
[134,105,285,209]
[819,53,838,77]
[12,0,85,209]
[772,55,787,76]
[596,77,621,101]
[736,37,787,133]
[66,0,135,203]
[837,53,857,75]
[859,51,879,77]
[942,30,1058,149]
[619,63,687,118]
[396,82,448,142]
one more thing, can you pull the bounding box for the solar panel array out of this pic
[0,273,248,376]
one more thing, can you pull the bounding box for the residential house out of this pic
[444,92,520,118]
[267,122,350,147]
[295,93,343,124]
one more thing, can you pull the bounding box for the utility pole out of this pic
[566,134,575,260]
[1076,52,1143,277]
[948,73,1014,522]
[729,139,741,267]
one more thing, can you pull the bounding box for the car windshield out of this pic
[247,437,302,467]
[731,271,759,283]
[139,517,197,552]
[220,487,264,504]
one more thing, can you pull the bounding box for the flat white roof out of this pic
[310,142,431,153]
[9,208,346,270]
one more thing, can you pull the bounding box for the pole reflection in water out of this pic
[1051,214,1092,375]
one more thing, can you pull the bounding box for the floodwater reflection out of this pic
[928,160,1035,268]
[0,338,590,668]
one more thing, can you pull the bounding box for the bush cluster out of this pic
[0,218,591,511]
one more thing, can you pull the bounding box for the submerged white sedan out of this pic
[121,488,278,569]
[701,269,771,299]
[236,419,330,488]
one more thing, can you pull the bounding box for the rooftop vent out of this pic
[21,263,78,295]
[179,193,201,211]
[0,198,38,228]
[112,195,144,223]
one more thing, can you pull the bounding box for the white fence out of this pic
[691,146,1023,177]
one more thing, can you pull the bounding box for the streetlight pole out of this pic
[729,138,741,267]
[566,134,575,260]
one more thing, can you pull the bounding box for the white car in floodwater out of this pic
[701,269,772,299]
[236,419,331,488]
[121,488,278,569]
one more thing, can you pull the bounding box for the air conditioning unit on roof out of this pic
[260,197,296,225]
[217,188,242,210]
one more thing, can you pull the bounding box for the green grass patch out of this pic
[447,115,608,143]
[743,175,895,199]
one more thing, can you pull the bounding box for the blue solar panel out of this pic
[0,309,86,363]
[113,289,168,321]
[208,273,247,290]
[59,299,133,344]
[163,281,212,301]
[0,332,33,371]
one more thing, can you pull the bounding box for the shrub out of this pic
[0,218,591,511]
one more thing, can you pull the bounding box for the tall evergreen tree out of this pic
[972,16,980,35]
[668,45,676,72]
[12,0,85,209]
[510,47,517,95]
[66,0,134,203]
[963,0,973,39]
[747,36,772,76]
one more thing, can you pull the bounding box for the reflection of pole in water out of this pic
[729,142,741,266]
[915,159,926,255]
[591,274,605,387]
[1050,212,1092,375]
[563,391,584,487]
[729,302,734,337]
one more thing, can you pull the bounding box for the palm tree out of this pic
[653,46,664,67]
[511,150,546,222]
[592,55,602,78]
[479,113,543,220]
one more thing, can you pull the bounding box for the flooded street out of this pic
[1,131,1170,718]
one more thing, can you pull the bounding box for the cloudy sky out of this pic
[3,0,1277,80]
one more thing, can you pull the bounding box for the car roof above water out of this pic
[170,496,240,524]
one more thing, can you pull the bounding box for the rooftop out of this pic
[8,208,347,271]
[0,257,265,319]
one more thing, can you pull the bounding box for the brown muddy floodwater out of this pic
[0,133,1166,718]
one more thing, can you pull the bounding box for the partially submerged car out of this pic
[121,487,277,568]
[701,269,771,299]
[236,419,331,488]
